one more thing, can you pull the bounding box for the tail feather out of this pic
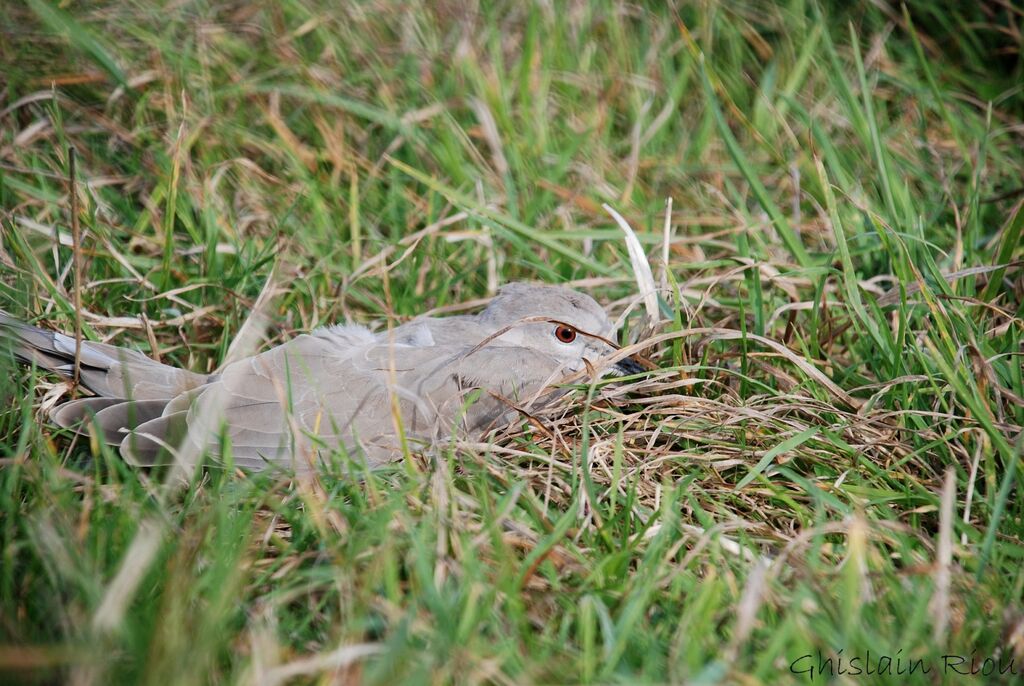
[121,412,189,466]
[4,309,213,464]
[51,397,169,445]
[1,310,208,400]
[94,400,170,444]
[52,397,125,429]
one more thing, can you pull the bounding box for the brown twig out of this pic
[68,146,83,391]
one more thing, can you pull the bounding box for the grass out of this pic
[1,1,1022,683]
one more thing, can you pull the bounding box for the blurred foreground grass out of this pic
[1,1,1023,684]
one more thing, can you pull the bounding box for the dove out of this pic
[1,283,643,471]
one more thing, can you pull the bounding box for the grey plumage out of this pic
[1,283,642,471]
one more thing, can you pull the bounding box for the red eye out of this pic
[554,325,577,343]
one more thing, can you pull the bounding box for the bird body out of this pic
[1,284,640,471]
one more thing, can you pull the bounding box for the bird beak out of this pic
[614,356,645,376]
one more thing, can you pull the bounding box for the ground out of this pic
[1,2,1023,684]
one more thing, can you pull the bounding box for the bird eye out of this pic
[554,325,577,343]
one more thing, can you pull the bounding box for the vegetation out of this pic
[1,1,1022,683]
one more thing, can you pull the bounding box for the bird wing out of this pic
[177,332,385,469]
[124,333,568,471]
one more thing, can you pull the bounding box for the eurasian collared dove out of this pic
[1,283,643,471]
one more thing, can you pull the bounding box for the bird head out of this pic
[478,283,644,376]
